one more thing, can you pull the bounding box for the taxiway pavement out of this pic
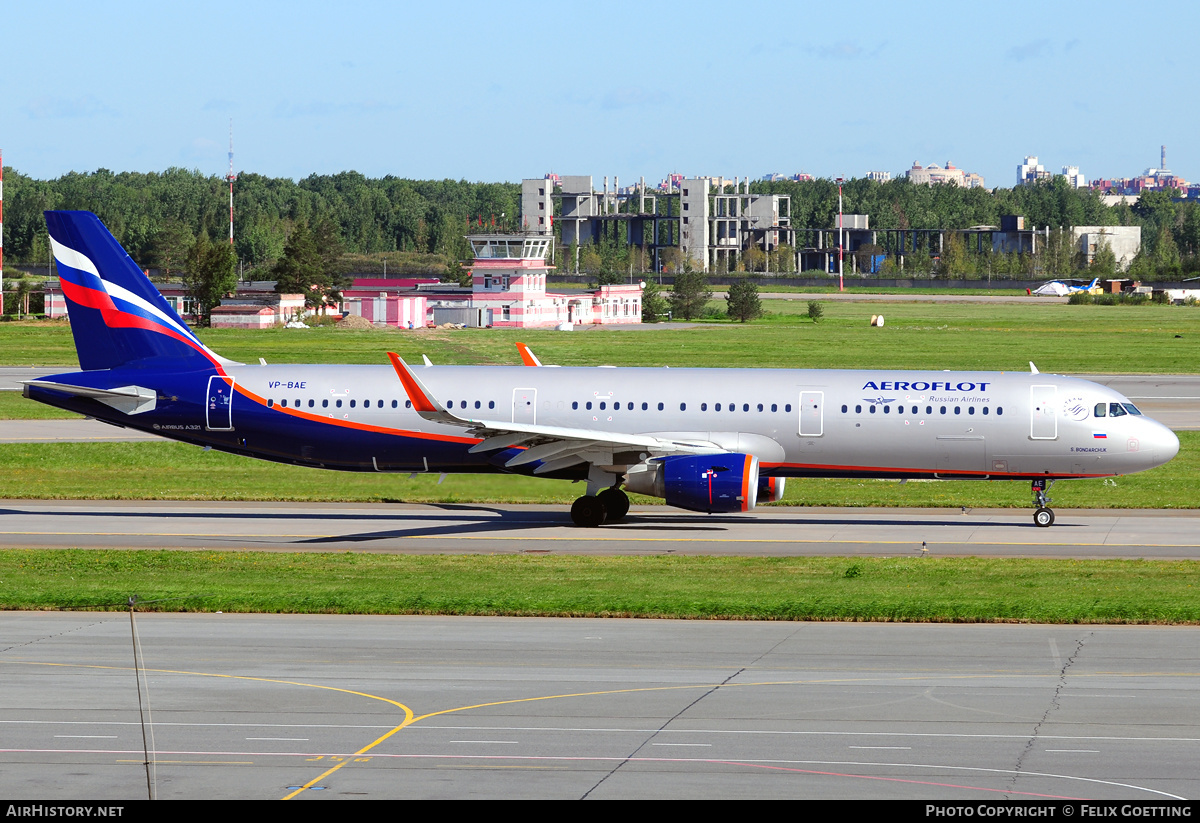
[3,613,1196,800]
[1,500,1197,558]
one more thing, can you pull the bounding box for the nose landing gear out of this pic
[1031,479,1055,527]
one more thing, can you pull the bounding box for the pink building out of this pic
[209,294,307,328]
[344,293,428,327]
[467,235,642,328]
[209,303,277,329]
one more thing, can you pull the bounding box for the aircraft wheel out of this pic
[571,495,608,528]
[597,487,629,522]
[1033,507,1055,528]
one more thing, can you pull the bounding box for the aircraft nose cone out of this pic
[1159,426,1181,464]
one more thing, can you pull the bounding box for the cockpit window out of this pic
[1109,402,1127,417]
[1123,403,1142,416]
[1094,403,1106,417]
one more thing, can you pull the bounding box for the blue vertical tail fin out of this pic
[45,211,231,372]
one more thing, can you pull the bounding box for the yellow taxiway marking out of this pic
[10,658,1196,799]
[5,659,413,801]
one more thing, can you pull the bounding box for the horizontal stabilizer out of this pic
[24,380,158,416]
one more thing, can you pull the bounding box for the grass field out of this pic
[0,436,1194,508]
[3,297,1198,373]
[4,551,1197,623]
[4,299,1196,622]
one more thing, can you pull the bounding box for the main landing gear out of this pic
[570,487,629,528]
[1031,479,1055,527]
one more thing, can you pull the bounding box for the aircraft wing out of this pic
[387,352,724,474]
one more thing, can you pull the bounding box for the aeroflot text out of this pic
[863,381,990,392]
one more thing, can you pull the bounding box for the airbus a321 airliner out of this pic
[25,211,1180,528]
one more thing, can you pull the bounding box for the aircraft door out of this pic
[513,388,537,424]
[1030,384,1057,440]
[206,375,235,431]
[798,391,824,437]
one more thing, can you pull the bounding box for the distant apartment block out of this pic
[1017,156,1052,186]
[1090,147,1189,196]
[866,171,891,182]
[907,161,985,188]
[763,172,814,183]
[523,175,791,273]
[1061,166,1087,188]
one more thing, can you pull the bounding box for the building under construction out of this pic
[521,175,794,274]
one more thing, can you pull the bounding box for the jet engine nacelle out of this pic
[644,453,760,513]
[758,475,786,504]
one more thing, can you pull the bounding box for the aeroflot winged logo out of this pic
[51,238,202,344]
[862,380,992,392]
[48,231,223,370]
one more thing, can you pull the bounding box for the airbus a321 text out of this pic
[25,211,1180,528]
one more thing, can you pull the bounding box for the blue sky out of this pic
[3,0,1195,188]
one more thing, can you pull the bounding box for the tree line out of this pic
[4,166,1199,283]
[2,166,520,273]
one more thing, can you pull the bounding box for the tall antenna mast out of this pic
[227,121,236,245]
